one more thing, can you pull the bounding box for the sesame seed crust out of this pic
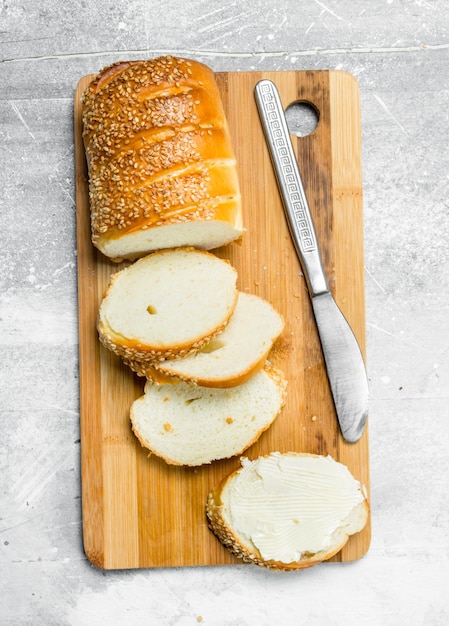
[82,56,243,259]
[206,490,316,570]
[98,320,230,366]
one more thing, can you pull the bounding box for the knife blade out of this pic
[254,78,368,443]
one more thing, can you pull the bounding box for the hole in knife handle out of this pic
[285,101,319,137]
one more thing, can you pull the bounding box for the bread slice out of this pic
[125,292,284,386]
[207,452,369,570]
[82,56,244,262]
[98,248,238,363]
[130,364,287,466]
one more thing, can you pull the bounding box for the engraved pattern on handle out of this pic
[256,80,316,253]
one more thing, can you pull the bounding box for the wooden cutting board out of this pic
[74,69,370,570]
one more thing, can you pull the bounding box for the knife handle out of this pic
[255,79,328,297]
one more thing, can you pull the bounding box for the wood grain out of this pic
[74,69,370,570]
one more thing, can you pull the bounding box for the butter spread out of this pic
[225,452,366,563]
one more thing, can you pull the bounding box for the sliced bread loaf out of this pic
[82,56,244,262]
[125,292,284,386]
[207,452,369,570]
[98,247,238,363]
[130,364,287,466]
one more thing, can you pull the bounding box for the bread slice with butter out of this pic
[207,452,369,570]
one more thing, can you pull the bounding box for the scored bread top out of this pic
[97,247,238,362]
[82,56,243,260]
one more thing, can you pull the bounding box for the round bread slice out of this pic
[206,452,369,570]
[130,364,287,466]
[125,292,284,386]
[98,248,238,363]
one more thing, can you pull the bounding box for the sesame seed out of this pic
[82,55,238,243]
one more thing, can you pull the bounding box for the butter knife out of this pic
[254,79,368,443]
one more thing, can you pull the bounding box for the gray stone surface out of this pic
[1,1,449,624]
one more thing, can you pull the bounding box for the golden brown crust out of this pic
[124,350,268,387]
[124,360,176,382]
[82,56,242,259]
[98,324,222,363]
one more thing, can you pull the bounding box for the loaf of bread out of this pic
[98,247,238,363]
[130,364,287,466]
[82,56,243,261]
[207,452,369,570]
[126,292,284,386]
